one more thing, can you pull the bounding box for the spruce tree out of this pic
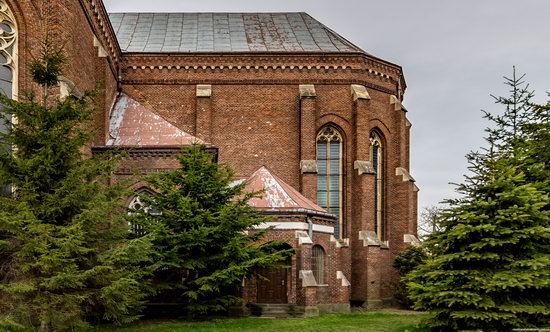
[0,41,153,331]
[132,145,293,315]
[407,71,550,331]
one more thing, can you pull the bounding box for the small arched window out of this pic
[312,245,325,284]
[370,132,384,240]
[128,191,160,235]
[316,126,343,237]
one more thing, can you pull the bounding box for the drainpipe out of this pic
[307,216,313,240]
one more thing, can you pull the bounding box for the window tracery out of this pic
[370,132,384,240]
[316,125,343,237]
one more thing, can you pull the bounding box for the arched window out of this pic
[128,191,160,234]
[0,2,17,196]
[312,245,325,284]
[370,132,384,240]
[316,126,343,237]
[0,1,17,100]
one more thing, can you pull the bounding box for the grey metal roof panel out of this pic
[108,12,364,53]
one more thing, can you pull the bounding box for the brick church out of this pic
[2,0,419,315]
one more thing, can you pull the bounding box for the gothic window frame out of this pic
[0,0,18,100]
[311,245,326,285]
[0,1,16,197]
[128,190,161,235]
[316,125,344,238]
[370,131,385,241]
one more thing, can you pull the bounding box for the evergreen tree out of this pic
[0,41,153,331]
[407,71,550,331]
[132,144,293,315]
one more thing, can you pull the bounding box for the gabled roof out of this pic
[108,12,364,53]
[242,166,332,217]
[107,93,203,147]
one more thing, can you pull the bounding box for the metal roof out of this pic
[108,12,364,53]
[107,93,204,147]
[242,166,333,217]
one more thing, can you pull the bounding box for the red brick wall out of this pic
[11,0,417,306]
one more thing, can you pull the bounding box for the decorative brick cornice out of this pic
[122,79,397,96]
[78,0,122,73]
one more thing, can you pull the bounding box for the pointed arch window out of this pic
[312,245,326,284]
[370,132,384,240]
[0,1,17,196]
[128,191,161,235]
[316,126,343,237]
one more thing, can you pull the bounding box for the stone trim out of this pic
[300,160,318,174]
[299,84,316,98]
[254,222,334,234]
[58,76,82,100]
[350,84,371,101]
[413,183,420,192]
[299,270,318,287]
[93,36,108,58]
[395,167,415,182]
[389,95,402,111]
[330,235,350,248]
[353,160,375,175]
[358,230,384,247]
[404,234,420,245]
[405,117,412,128]
[295,231,313,245]
[336,271,351,287]
[196,84,212,97]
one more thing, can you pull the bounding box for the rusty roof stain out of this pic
[108,12,364,53]
[107,93,203,147]
[242,166,330,215]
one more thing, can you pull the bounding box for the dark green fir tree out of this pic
[407,70,550,331]
[0,40,153,331]
[131,144,293,315]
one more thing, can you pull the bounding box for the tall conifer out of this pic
[0,41,153,331]
[407,71,550,331]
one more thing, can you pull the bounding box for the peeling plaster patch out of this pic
[107,93,204,146]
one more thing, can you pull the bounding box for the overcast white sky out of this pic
[104,0,550,210]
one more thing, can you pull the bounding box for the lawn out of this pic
[100,311,430,332]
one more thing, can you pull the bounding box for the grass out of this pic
[99,311,430,332]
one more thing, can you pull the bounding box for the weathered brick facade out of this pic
[7,0,419,313]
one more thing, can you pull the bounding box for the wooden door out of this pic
[257,265,288,303]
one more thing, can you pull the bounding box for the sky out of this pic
[104,0,550,211]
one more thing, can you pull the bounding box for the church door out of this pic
[257,265,288,303]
